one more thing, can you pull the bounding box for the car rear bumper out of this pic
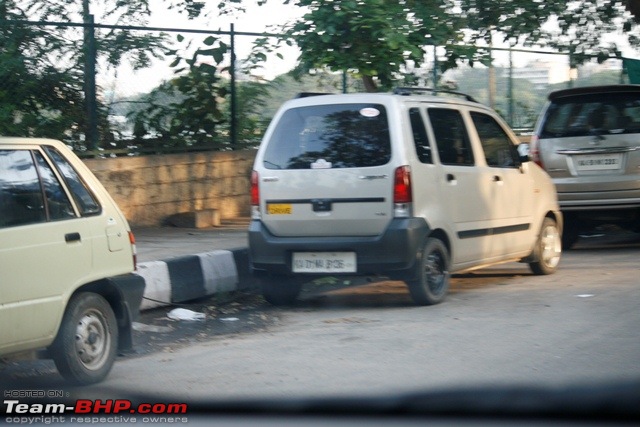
[248,218,430,278]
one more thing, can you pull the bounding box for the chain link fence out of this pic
[0,19,630,158]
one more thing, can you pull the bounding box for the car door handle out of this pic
[65,232,81,243]
[492,175,502,182]
[446,174,456,182]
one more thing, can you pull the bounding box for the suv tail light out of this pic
[128,231,138,270]
[393,166,412,217]
[530,135,544,168]
[251,170,260,219]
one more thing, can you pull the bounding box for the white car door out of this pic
[0,146,92,354]
[468,111,535,259]
[427,107,496,266]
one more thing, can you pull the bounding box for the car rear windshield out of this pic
[262,103,391,170]
[540,92,640,138]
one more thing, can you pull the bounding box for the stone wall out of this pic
[84,150,257,227]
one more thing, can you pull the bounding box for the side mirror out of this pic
[517,143,530,163]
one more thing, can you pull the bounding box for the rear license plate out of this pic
[267,203,292,215]
[292,252,357,273]
[574,153,623,171]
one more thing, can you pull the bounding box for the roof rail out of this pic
[393,87,478,103]
[294,92,333,99]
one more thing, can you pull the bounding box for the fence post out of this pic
[230,23,237,150]
[83,13,98,151]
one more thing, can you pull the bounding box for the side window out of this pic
[0,150,47,228]
[428,108,474,166]
[409,108,432,164]
[470,112,519,168]
[44,146,101,216]
[34,152,76,221]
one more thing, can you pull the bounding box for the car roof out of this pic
[285,91,492,112]
[548,84,640,101]
[0,137,64,147]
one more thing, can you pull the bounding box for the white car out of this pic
[0,138,144,385]
[249,89,563,306]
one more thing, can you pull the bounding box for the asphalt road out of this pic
[2,231,640,412]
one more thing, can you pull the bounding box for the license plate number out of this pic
[267,203,292,215]
[575,153,622,171]
[292,252,357,273]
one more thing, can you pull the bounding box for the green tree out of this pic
[253,0,638,92]
[0,0,206,147]
[264,0,467,92]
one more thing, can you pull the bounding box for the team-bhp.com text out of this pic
[4,399,188,423]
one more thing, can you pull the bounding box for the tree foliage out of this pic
[256,0,639,92]
[0,0,203,146]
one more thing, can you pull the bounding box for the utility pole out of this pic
[230,23,236,150]
[82,0,98,151]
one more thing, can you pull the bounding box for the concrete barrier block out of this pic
[198,250,238,294]
[135,261,171,310]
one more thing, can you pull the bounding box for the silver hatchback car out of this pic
[531,85,640,247]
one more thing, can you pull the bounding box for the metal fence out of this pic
[0,19,630,158]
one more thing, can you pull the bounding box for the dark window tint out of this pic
[540,92,640,138]
[34,152,75,221]
[428,108,474,166]
[409,108,432,164]
[263,103,391,170]
[44,146,101,216]
[0,150,46,228]
[470,112,519,168]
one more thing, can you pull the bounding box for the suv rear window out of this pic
[262,103,391,170]
[540,92,640,138]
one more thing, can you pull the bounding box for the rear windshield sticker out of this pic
[360,107,380,118]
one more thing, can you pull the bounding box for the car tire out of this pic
[407,237,450,305]
[529,217,562,275]
[51,292,118,385]
[260,275,304,306]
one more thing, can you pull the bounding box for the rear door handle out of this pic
[65,232,81,243]
[492,175,502,182]
[446,174,456,182]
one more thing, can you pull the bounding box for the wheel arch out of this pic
[68,274,145,353]
[428,228,452,261]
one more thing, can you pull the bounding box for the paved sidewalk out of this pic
[132,226,248,263]
[131,226,252,310]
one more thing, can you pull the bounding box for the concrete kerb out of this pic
[135,247,255,311]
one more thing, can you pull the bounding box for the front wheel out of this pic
[50,292,118,385]
[407,237,450,305]
[529,217,562,275]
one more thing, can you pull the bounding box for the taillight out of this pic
[128,231,138,270]
[251,171,260,219]
[251,170,259,206]
[394,166,412,204]
[530,135,544,168]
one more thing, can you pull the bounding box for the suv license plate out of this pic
[293,252,357,273]
[575,153,623,171]
[267,203,292,214]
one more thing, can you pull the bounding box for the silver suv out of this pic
[249,89,563,306]
[531,85,640,248]
[0,138,144,385]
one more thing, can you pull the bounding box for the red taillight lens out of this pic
[128,231,138,270]
[530,135,543,168]
[394,166,412,204]
[251,170,259,206]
